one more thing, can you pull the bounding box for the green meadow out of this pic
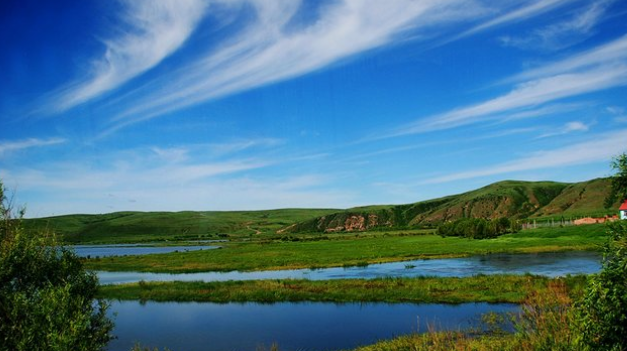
[87,224,607,273]
[23,208,341,244]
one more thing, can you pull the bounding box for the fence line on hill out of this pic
[521,215,619,229]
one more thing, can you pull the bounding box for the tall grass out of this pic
[350,278,581,351]
[99,275,575,304]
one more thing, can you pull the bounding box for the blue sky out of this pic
[2,0,627,217]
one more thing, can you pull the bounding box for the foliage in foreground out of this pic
[604,152,627,207]
[576,220,627,350]
[0,183,114,351]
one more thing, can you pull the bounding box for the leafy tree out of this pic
[437,217,516,239]
[576,220,627,350]
[604,152,627,207]
[577,153,627,350]
[0,182,114,351]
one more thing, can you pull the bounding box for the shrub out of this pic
[0,182,114,351]
[576,220,627,351]
[437,217,517,239]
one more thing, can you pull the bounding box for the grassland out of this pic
[98,275,586,304]
[22,208,341,244]
[86,224,607,273]
[22,177,620,244]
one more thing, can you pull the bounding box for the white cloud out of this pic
[151,147,190,163]
[3,157,352,216]
[499,0,613,50]
[606,106,625,115]
[3,152,271,195]
[207,138,284,156]
[452,0,573,41]
[564,121,590,132]
[47,0,206,112]
[536,120,590,138]
[380,33,627,138]
[508,33,627,83]
[606,106,627,122]
[422,128,627,184]
[32,0,592,137]
[101,0,494,133]
[496,103,585,123]
[0,138,66,156]
[395,64,627,135]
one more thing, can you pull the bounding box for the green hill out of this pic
[23,178,621,241]
[283,178,620,233]
[22,209,340,243]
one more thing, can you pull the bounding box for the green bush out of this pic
[0,183,114,351]
[576,220,627,351]
[604,153,627,207]
[437,217,518,239]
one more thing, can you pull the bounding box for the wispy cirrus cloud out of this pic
[5,151,271,192]
[148,138,284,164]
[384,33,627,137]
[206,138,284,157]
[450,0,573,42]
[397,65,627,135]
[45,0,206,113]
[2,146,347,216]
[422,128,627,184]
[0,137,66,156]
[495,103,585,123]
[99,0,495,134]
[508,33,627,82]
[606,105,627,122]
[499,0,613,50]
[536,120,590,138]
[33,0,588,137]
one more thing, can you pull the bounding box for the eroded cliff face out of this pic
[320,213,386,232]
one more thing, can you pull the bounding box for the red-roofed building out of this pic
[620,200,627,220]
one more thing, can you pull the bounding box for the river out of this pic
[98,251,601,284]
[107,301,518,351]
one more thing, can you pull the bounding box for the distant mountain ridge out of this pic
[282,178,619,233]
[23,178,619,241]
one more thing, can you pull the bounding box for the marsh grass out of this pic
[86,224,607,273]
[349,279,581,351]
[99,275,586,304]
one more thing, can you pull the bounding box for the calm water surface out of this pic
[98,251,601,284]
[73,244,219,258]
[107,301,518,351]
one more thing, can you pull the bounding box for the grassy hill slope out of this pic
[530,178,615,218]
[284,178,619,233]
[23,178,620,241]
[23,209,340,243]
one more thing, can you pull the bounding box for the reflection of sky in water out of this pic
[72,244,219,258]
[98,251,601,285]
[108,301,518,351]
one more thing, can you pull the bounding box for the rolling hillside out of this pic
[22,209,341,243]
[23,177,620,241]
[282,178,620,233]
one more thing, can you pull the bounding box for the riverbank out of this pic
[98,275,587,304]
[86,224,607,273]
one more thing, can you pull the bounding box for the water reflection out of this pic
[72,244,219,258]
[98,251,601,284]
[107,301,518,351]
